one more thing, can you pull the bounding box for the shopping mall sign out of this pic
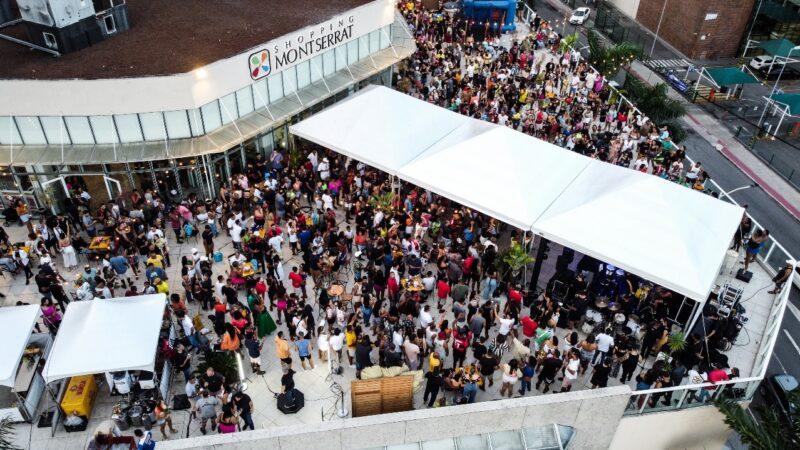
[249,14,356,80]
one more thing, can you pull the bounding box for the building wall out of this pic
[607,0,641,19]
[154,386,632,450]
[610,405,734,450]
[635,0,755,60]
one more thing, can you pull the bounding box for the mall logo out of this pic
[249,49,272,80]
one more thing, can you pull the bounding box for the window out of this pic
[15,116,47,144]
[43,32,57,50]
[219,93,238,125]
[358,35,369,61]
[0,117,22,145]
[252,78,269,109]
[335,45,347,71]
[380,25,391,49]
[164,110,191,139]
[235,86,255,117]
[200,101,222,133]
[296,60,311,89]
[310,55,324,83]
[187,109,204,137]
[267,74,283,103]
[114,114,144,143]
[347,40,359,65]
[40,116,69,145]
[89,116,118,143]
[323,49,336,76]
[369,30,379,53]
[103,15,116,34]
[282,67,297,96]
[65,116,94,144]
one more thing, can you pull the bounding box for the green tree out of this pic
[715,389,800,450]
[587,30,642,78]
[622,73,687,142]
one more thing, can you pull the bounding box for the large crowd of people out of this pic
[0,2,751,445]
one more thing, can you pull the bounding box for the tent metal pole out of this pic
[685,299,702,335]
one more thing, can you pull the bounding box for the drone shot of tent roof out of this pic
[0,0,372,79]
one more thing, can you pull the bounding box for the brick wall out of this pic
[635,0,756,60]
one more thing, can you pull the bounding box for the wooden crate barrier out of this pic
[351,376,414,417]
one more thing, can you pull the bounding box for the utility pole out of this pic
[649,0,668,58]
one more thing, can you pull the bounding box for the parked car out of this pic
[760,373,798,425]
[749,55,784,71]
[758,65,800,81]
[569,7,591,25]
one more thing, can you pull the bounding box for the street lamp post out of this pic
[649,0,668,58]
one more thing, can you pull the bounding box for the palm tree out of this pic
[715,389,800,450]
[622,73,687,142]
[587,30,642,78]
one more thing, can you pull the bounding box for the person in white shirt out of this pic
[328,328,345,362]
[317,327,330,362]
[268,234,284,255]
[321,192,334,211]
[419,305,434,328]
[498,314,515,337]
[594,328,615,364]
[230,220,243,251]
[318,157,330,180]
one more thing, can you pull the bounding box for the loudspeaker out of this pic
[277,389,305,414]
[735,269,753,283]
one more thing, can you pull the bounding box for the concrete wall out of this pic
[610,406,733,450]
[156,386,631,450]
[607,0,641,19]
[635,0,755,60]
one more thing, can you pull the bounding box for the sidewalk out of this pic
[629,61,800,220]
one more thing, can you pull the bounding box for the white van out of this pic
[749,55,784,71]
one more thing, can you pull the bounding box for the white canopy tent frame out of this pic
[0,304,49,423]
[290,85,744,318]
[42,294,166,385]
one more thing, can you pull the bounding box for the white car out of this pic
[749,55,784,71]
[569,7,591,25]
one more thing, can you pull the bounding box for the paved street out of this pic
[533,0,800,384]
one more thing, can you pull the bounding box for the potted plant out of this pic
[497,241,534,282]
[369,191,395,213]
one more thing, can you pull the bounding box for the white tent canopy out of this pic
[42,295,166,384]
[290,85,744,301]
[0,305,41,387]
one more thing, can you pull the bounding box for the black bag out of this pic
[172,394,191,410]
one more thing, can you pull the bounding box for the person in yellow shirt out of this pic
[429,352,441,372]
[345,325,357,368]
[154,278,169,295]
[274,332,291,365]
[146,251,164,269]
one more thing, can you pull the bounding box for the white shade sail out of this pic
[290,85,744,300]
[291,85,470,175]
[0,305,41,387]
[400,126,592,229]
[533,161,743,300]
[42,295,166,384]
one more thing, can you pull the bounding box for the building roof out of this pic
[705,67,760,87]
[758,38,800,59]
[0,0,372,80]
[772,93,800,116]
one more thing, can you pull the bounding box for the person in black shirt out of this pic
[232,391,255,431]
[281,366,296,393]
[478,353,498,390]
[590,357,611,388]
[201,367,224,396]
[171,343,192,381]
[202,225,214,260]
[536,352,562,393]
[423,368,443,407]
[355,336,373,379]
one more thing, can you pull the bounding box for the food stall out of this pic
[41,295,170,431]
[0,305,52,423]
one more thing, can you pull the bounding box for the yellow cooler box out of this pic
[60,375,98,418]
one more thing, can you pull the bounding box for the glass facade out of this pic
[0,24,393,146]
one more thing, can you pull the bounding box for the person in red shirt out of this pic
[520,315,538,338]
[436,278,451,311]
[288,266,306,299]
[507,284,523,304]
[387,273,400,302]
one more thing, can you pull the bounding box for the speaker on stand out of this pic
[277,389,305,414]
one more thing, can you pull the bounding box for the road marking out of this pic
[782,329,800,357]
